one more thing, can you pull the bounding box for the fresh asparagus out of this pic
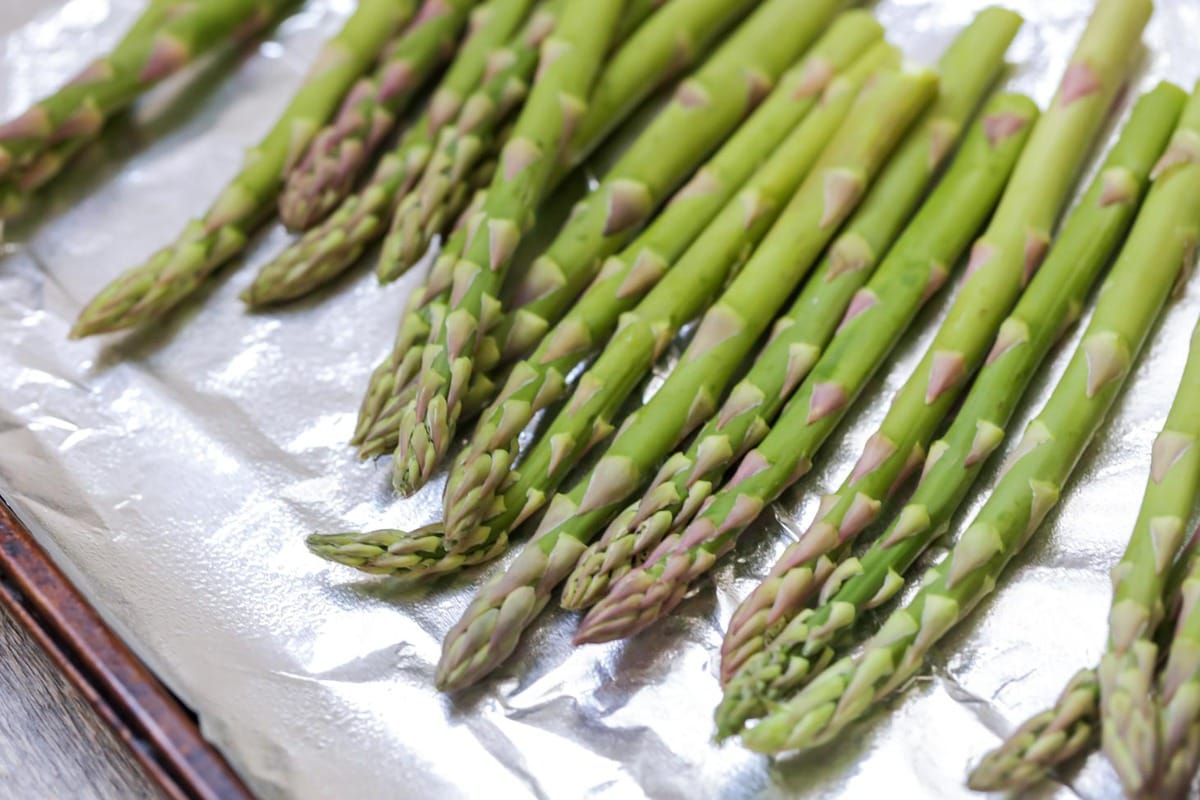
[385,0,760,278]
[718,0,1147,689]
[967,668,1101,792]
[443,23,892,551]
[715,83,1185,736]
[573,106,1039,644]
[356,0,851,455]
[0,0,191,216]
[392,0,844,498]
[740,81,1200,755]
[1157,515,1200,800]
[69,0,418,338]
[275,0,480,233]
[1101,322,1200,795]
[245,2,554,320]
[562,8,1024,612]
[315,46,920,575]
[427,69,938,692]
[0,0,291,185]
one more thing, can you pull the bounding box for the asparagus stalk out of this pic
[428,70,938,692]
[389,0,625,501]
[740,82,1200,755]
[316,50,922,574]
[1157,516,1200,800]
[274,0,480,233]
[0,0,192,216]
[69,0,418,338]
[0,0,291,184]
[1101,323,1200,795]
[245,2,555,321]
[716,83,1185,736]
[443,24,892,551]
[967,668,1101,792]
[392,0,843,497]
[355,0,850,455]
[385,0,760,278]
[562,8,1024,612]
[718,0,1147,688]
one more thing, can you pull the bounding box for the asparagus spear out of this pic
[562,8,1024,612]
[356,0,851,455]
[740,82,1200,755]
[0,0,191,215]
[1101,324,1200,795]
[389,0,625,500]
[69,0,418,338]
[1157,515,1200,800]
[428,70,938,692]
[0,0,291,184]
[392,0,844,498]
[716,83,1185,735]
[245,3,555,321]
[718,0,1147,688]
[444,24,892,550]
[275,0,480,233]
[967,668,1101,792]
[386,0,760,278]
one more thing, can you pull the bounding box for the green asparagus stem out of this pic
[385,0,760,277]
[1101,317,1200,795]
[0,0,291,184]
[0,0,195,216]
[563,8,1023,613]
[443,21,891,552]
[393,0,843,498]
[248,2,554,328]
[717,0,1148,693]
[356,0,850,456]
[967,669,1101,792]
[715,83,1185,737]
[69,0,417,338]
[1157,514,1200,799]
[740,79,1200,756]
[427,69,937,692]
[275,0,479,233]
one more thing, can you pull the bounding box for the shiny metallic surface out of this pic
[1,2,1199,797]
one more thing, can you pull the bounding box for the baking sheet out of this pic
[2,1,1199,797]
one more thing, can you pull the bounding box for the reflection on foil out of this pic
[2,1,1200,798]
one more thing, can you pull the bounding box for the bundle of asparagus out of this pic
[739,78,1200,757]
[717,81,1185,738]
[714,0,1147,696]
[0,0,296,220]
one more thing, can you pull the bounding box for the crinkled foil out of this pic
[2,2,1199,798]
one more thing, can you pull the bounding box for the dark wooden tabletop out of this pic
[0,604,161,800]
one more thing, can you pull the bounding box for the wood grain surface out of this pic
[0,605,161,800]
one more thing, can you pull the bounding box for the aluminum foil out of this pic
[2,1,1199,797]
